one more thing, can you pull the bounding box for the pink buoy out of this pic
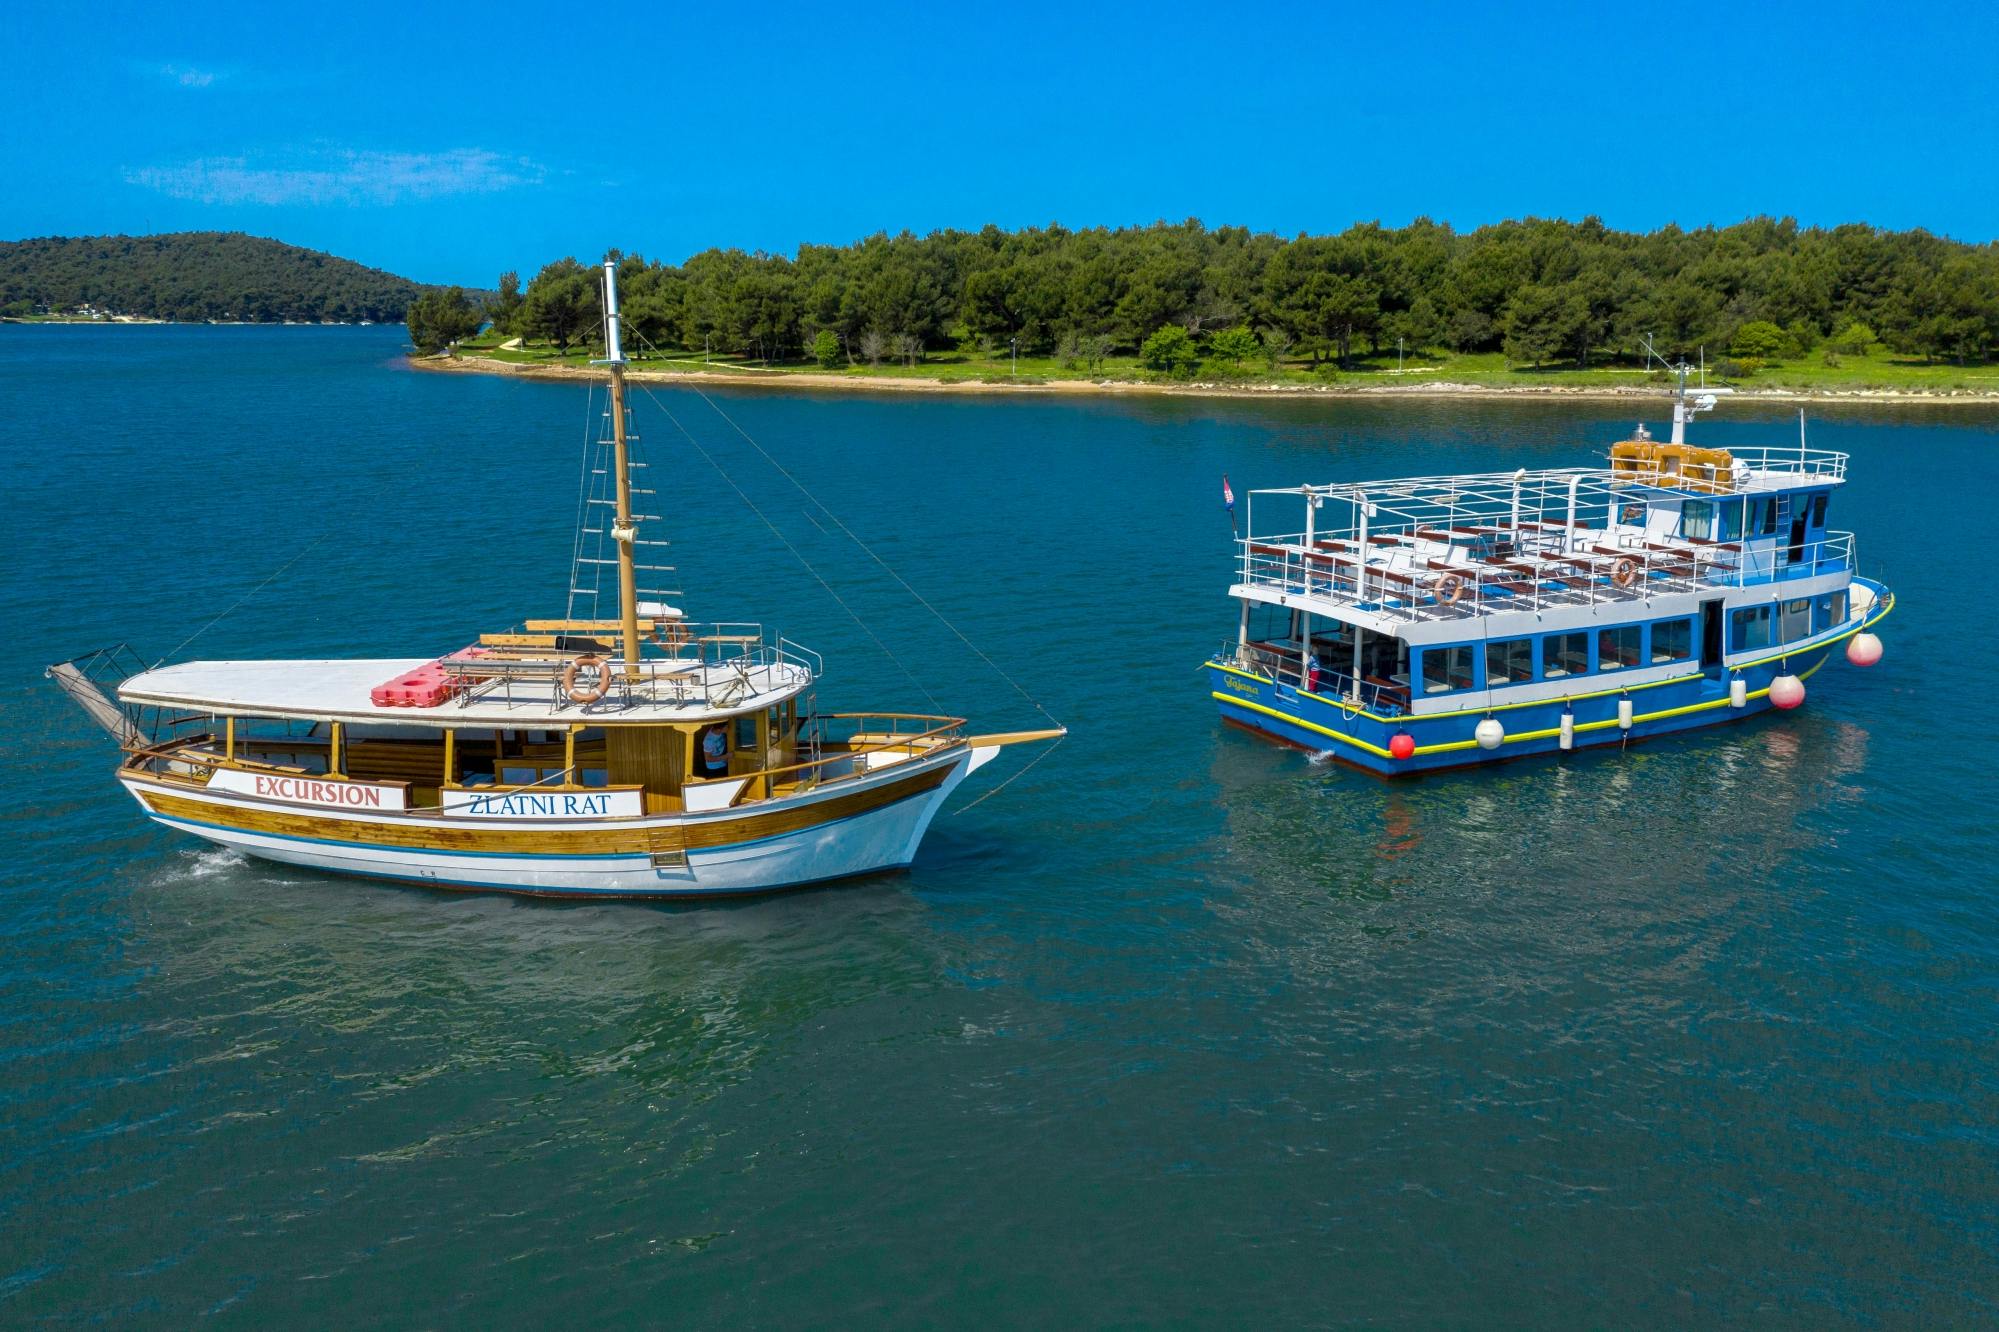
[1846,632,1883,667]
[1389,732,1416,761]
[1769,674,1806,710]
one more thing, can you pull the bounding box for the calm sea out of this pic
[1,325,1994,1325]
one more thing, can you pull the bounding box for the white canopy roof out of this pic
[119,657,808,728]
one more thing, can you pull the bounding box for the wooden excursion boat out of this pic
[48,263,1062,898]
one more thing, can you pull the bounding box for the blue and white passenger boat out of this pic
[1205,378,1894,774]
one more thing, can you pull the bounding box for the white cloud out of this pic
[159,63,218,88]
[123,147,548,206]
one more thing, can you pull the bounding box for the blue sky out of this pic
[6,0,1995,285]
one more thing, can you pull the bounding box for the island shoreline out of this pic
[407,353,1999,407]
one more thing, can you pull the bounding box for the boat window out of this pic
[733,714,758,751]
[1421,644,1476,695]
[1681,500,1715,541]
[1781,598,1811,643]
[1761,499,1779,535]
[1717,501,1744,541]
[1731,605,1774,652]
[1598,624,1641,670]
[1541,631,1589,679]
[1816,590,1849,628]
[1652,618,1693,663]
[1810,494,1827,528]
[1485,637,1533,685]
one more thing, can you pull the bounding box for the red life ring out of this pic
[562,654,609,704]
[1611,558,1639,589]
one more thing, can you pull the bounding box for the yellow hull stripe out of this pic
[1206,589,1894,728]
[1211,651,1836,758]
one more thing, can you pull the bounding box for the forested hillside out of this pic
[498,217,1999,371]
[0,233,424,322]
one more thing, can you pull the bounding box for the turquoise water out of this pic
[2,326,1995,1324]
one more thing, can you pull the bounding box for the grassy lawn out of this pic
[448,330,1999,394]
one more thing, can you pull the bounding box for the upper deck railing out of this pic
[1238,529,1856,624]
[442,621,820,713]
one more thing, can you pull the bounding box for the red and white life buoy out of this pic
[1435,574,1467,605]
[562,654,609,705]
[1611,558,1639,589]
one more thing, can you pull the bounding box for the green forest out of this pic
[481,217,1999,382]
[0,233,424,323]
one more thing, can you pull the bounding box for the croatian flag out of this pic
[1222,475,1235,511]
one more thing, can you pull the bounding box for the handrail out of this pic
[687,713,968,806]
[1236,530,1855,622]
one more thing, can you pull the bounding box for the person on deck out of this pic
[698,723,729,778]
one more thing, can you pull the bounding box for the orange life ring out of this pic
[1611,558,1639,589]
[562,654,609,705]
[1435,574,1467,605]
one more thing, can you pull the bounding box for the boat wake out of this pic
[165,846,250,881]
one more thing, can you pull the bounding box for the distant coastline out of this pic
[410,350,1999,406]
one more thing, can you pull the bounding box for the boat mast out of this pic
[601,261,642,681]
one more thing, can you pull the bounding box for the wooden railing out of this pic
[684,712,967,808]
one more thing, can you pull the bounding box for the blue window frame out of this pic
[1731,605,1774,652]
[1420,644,1478,695]
[1717,500,1745,541]
[1598,624,1642,670]
[1680,500,1716,541]
[1651,618,1694,663]
[1541,631,1590,679]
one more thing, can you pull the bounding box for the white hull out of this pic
[127,750,974,899]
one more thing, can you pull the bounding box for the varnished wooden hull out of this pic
[122,749,971,898]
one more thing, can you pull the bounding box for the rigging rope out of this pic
[564,379,601,619]
[682,379,1061,730]
[150,532,333,669]
[632,381,946,714]
[951,733,1065,816]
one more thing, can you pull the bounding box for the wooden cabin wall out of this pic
[607,726,686,810]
